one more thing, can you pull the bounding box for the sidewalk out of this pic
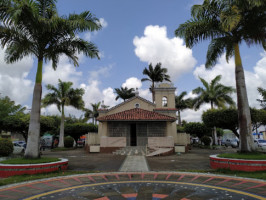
[119,155,149,172]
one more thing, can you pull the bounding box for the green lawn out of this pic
[217,153,266,160]
[0,157,60,164]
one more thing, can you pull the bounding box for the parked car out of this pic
[223,139,239,148]
[13,141,26,147]
[13,142,25,154]
[254,139,266,152]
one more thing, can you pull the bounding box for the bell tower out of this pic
[154,83,176,117]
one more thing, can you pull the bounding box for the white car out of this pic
[254,139,266,152]
[13,142,25,154]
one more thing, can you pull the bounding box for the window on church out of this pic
[135,103,140,108]
[162,96,167,107]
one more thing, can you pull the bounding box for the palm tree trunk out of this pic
[234,44,254,152]
[210,103,218,145]
[25,60,43,158]
[152,81,155,103]
[58,106,65,148]
[178,110,182,126]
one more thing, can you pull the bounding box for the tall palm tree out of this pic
[42,79,85,147]
[141,63,171,103]
[84,102,101,125]
[0,0,101,158]
[175,91,193,126]
[192,75,235,144]
[115,87,135,102]
[193,75,235,110]
[175,0,265,152]
[257,87,266,110]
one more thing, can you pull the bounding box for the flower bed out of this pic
[0,158,68,177]
[210,155,266,172]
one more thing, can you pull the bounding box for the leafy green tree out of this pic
[0,0,101,158]
[84,102,101,125]
[184,122,212,138]
[257,87,266,110]
[202,108,239,137]
[250,108,266,134]
[192,75,235,144]
[42,79,85,147]
[65,123,97,146]
[141,63,171,103]
[175,0,265,152]
[2,113,29,141]
[175,91,193,126]
[114,87,135,102]
[0,96,25,121]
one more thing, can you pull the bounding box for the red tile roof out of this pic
[154,108,178,111]
[97,108,176,122]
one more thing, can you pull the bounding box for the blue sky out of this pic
[0,0,265,122]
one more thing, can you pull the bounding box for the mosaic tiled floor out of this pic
[0,172,265,200]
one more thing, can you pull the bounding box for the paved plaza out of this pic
[0,147,265,200]
[0,172,265,199]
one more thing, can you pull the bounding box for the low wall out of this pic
[210,155,266,172]
[148,136,174,148]
[100,137,126,147]
[0,158,68,178]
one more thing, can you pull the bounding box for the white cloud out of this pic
[81,80,117,109]
[122,77,142,89]
[42,55,82,87]
[0,48,34,104]
[185,52,266,122]
[99,18,108,28]
[133,25,197,81]
[88,65,112,81]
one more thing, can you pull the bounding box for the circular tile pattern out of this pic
[0,172,265,200]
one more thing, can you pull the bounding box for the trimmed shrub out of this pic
[0,139,13,156]
[201,136,211,146]
[64,137,74,148]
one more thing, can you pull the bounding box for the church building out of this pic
[97,83,178,153]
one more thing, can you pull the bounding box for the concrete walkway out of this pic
[119,155,149,172]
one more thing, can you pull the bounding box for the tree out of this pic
[193,75,235,110]
[114,87,135,102]
[2,113,29,141]
[175,0,265,152]
[42,79,85,147]
[202,108,239,138]
[141,63,171,103]
[184,122,212,139]
[250,108,266,134]
[0,0,101,158]
[192,75,235,144]
[64,123,97,147]
[175,91,193,126]
[84,102,101,125]
[0,96,25,120]
[257,87,266,110]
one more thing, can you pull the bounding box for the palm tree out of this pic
[257,87,266,110]
[115,87,135,102]
[175,91,193,126]
[192,75,235,144]
[193,75,235,110]
[84,102,101,125]
[0,0,101,158]
[141,63,171,103]
[42,79,85,147]
[175,0,265,152]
